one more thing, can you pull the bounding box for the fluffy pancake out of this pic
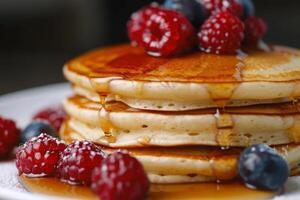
[60,121,300,183]
[62,95,300,147]
[72,84,298,111]
[64,44,300,111]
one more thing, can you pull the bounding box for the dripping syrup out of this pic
[98,108,117,143]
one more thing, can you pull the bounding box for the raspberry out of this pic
[201,0,243,18]
[244,16,267,45]
[0,117,20,159]
[16,133,66,177]
[91,151,150,200]
[141,8,196,57]
[56,141,105,185]
[198,11,245,54]
[33,106,66,132]
[127,5,160,46]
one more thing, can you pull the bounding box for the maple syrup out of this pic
[19,176,274,200]
[98,109,115,136]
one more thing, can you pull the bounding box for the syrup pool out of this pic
[20,176,274,200]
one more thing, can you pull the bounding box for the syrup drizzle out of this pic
[98,108,117,143]
[204,50,247,107]
[213,108,235,146]
[208,49,248,145]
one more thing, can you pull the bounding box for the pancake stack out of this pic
[61,44,300,183]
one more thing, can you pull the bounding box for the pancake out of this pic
[60,120,300,183]
[64,44,300,111]
[73,84,298,111]
[62,95,300,147]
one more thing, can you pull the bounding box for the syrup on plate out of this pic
[20,176,274,200]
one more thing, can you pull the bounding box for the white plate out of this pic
[0,83,300,200]
[0,83,71,200]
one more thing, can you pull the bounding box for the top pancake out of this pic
[64,44,300,111]
[66,44,300,83]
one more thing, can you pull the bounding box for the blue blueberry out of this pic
[163,0,208,28]
[21,120,57,144]
[239,144,289,190]
[237,0,255,19]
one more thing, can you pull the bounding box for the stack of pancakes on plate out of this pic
[60,44,300,183]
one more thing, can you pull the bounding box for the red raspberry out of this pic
[141,8,196,57]
[201,0,243,18]
[91,151,150,200]
[0,117,20,159]
[127,5,160,46]
[244,16,267,45]
[56,141,105,185]
[198,11,245,54]
[33,106,66,132]
[16,133,66,177]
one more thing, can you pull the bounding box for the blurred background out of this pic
[0,0,300,95]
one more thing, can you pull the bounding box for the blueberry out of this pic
[21,120,57,144]
[237,0,255,19]
[163,0,208,28]
[239,144,289,190]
